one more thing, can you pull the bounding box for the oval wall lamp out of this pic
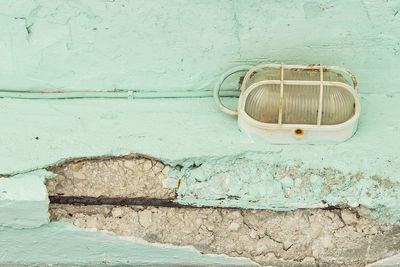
[214,64,361,144]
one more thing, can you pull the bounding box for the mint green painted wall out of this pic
[1,1,400,264]
[1,94,399,223]
[0,170,51,229]
[0,0,399,93]
[0,221,254,266]
[0,171,253,265]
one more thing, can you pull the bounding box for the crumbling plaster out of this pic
[1,94,400,223]
[1,0,400,265]
[50,204,400,266]
[43,155,400,266]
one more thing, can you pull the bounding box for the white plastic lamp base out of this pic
[214,64,361,144]
[237,114,359,144]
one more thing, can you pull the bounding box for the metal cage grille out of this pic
[239,64,358,127]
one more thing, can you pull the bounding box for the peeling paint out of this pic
[169,152,400,223]
[1,0,400,265]
[1,94,399,224]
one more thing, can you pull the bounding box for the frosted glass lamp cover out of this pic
[213,64,361,144]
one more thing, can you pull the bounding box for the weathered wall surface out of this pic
[0,166,254,266]
[1,0,400,265]
[43,155,400,266]
[0,0,399,93]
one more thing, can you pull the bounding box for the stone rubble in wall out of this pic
[44,155,400,266]
[46,155,175,199]
[49,204,400,267]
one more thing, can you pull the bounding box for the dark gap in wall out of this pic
[48,195,250,210]
[50,196,182,208]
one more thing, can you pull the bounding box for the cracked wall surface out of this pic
[49,204,400,266]
[169,153,400,223]
[1,1,400,265]
[45,154,400,266]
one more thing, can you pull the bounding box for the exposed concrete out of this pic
[46,154,175,199]
[49,204,400,267]
[2,1,400,265]
[45,154,400,266]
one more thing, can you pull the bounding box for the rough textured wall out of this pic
[45,154,400,266]
[1,0,399,93]
[1,1,400,265]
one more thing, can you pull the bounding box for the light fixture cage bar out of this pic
[278,64,284,125]
[317,65,324,126]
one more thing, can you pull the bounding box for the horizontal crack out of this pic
[49,196,186,208]
[49,196,252,210]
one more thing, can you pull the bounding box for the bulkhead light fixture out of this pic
[214,64,360,144]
